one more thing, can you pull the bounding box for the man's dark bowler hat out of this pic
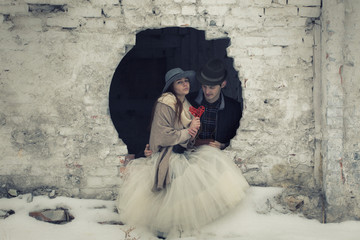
[196,58,227,86]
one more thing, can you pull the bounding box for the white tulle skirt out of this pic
[116,145,249,237]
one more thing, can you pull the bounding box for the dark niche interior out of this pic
[109,27,242,157]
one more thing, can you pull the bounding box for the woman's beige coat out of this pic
[149,98,193,191]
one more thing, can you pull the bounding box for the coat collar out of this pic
[194,88,225,110]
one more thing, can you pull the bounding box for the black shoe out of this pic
[156,231,166,239]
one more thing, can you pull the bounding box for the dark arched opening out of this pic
[109,27,242,157]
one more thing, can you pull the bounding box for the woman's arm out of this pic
[149,103,192,151]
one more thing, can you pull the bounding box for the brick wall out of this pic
[1,0,359,222]
[320,0,360,222]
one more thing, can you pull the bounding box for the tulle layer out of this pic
[116,145,249,236]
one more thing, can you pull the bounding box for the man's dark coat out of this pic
[187,90,242,148]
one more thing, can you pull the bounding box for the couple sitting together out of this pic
[116,58,249,239]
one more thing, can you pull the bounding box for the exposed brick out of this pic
[265,7,298,16]
[263,47,283,56]
[231,7,264,18]
[327,107,344,118]
[264,18,287,27]
[79,188,115,199]
[302,35,314,47]
[263,27,305,37]
[219,0,236,3]
[328,129,343,139]
[224,16,263,28]
[298,7,321,17]
[227,47,248,58]
[46,17,79,28]
[283,46,313,63]
[68,7,102,18]
[286,17,307,26]
[160,14,176,26]
[205,26,228,38]
[247,47,282,56]
[102,6,122,17]
[273,0,287,4]
[247,47,263,56]
[24,0,68,4]
[326,117,343,128]
[87,176,103,187]
[269,36,303,46]
[182,5,196,15]
[102,176,119,186]
[103,19,119,29]
[176,15,191,26]
[81,18,106,29]
[206,5,229,15]
[235,36,267,47]
[122,0,152,7]
[88,166,118,176]
[13,16,42,31]
[253,0,272,7]
[90,0,120,5]
[164,5,181,14]
[0,4,29,15]
[0,0,14,4]
[200,0,217,4]
[191,15,207,28]
[201,0,237,5]
[287,0,321,6]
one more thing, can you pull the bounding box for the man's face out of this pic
[201,81,226,103]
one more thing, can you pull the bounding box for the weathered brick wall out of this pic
[342,0,360,222]
[2,0,357,222]
[321,0,360,222]
[227,0,320,190]
[0,0,319,195]
[0,0,130,199]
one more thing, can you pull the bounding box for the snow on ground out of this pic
[0,187,359,240]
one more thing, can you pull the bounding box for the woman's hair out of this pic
[149,82,183,130]
[167,84,183,123]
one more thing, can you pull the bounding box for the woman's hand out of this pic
[190,117,200,130]
[188,117,200,139]
[188,127,198,138]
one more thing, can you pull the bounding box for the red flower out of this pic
[189,106,205,118]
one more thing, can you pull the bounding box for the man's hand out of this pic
[209,140,225,149]
[144,144,152,157]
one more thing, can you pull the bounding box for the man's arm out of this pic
[194,138,226,150]
[209,140,226,150]
[144,144,152,157]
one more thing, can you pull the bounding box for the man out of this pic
[187,58,242,150]
[144,58,242,155]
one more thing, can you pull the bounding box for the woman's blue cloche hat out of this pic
[162,68,196,93]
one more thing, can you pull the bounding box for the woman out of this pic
[117,68,249,238]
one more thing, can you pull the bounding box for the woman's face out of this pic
[172,77,190,97]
